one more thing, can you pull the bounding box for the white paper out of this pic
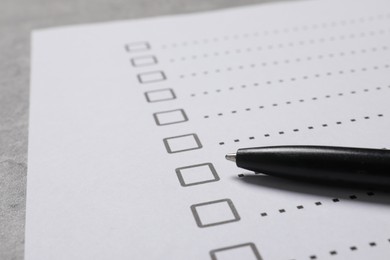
[26,0,390,259]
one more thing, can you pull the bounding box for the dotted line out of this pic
[253,191,389,260]
[251,191,375,217]
[203,86,388,119]
[190,67,390,97]
[186,64,390,89]
[160,13,390,49]
[304,238,390,260]
[171,43,388,63]
[179,42,390,78]
[263,64,390,86]
[218,114,384,145]
[190,82,259,97]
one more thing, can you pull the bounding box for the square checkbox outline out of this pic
[163,133,202,154]
[131,55,158,67]
[125,42,151,52]
[144,88,176,103]
[190,199,240,228]
[153,109,188,126]
[176,163,220,187]
[210,243,262,260]
[137,71,167,84]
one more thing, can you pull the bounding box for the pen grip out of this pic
[236,146,390,187]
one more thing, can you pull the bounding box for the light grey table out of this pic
[0,0,292,259]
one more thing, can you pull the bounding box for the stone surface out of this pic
[0,0,292,259]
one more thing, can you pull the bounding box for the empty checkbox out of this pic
[137,71,166,84]
[191,199,240,228]
[125,42,151,52]
[131,55,158,67]
[176,163,219,187]
[163,133,202,154]
[210,243,262,260]
[153,109,188,126]
[144,88,176,103]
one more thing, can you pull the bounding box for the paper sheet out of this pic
[26,0,390,259]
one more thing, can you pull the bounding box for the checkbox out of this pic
[191,199,240,228]
[144,88,176,103]
[153,109,188,126]
[163,133,202,154]
[176,163,219,187]
[137,71,166,84]
[131,55,158,67]
[210,243,262,260]
[125,42,151,52]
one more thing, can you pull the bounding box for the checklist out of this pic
[210,243,262,260]
[26,0,390,259]
[131,55,158,67]
[176,163,219,187]
[153,109,188,126]
[144,88,176,103]
[163,133,202,153]
[191,199,241,228]
[137,70,167,84]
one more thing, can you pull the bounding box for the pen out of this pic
[225,146,390,187]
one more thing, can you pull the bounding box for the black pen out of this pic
[225,146,390,187]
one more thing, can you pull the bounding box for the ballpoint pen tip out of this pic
[225,153,236,162]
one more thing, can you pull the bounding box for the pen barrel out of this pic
[236,146,390,187]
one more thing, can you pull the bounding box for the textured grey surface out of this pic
[0,0,290,259]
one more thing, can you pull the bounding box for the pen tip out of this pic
[225,153,236,162]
